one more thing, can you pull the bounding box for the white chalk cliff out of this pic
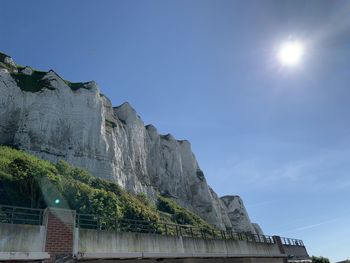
[0,52,262,233]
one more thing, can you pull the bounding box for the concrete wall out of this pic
[0,223,45,252]
[184,238,281,257]
[86,258,285,263]
[79,229,187,254]
[0,206,308,263]
[283,244,309,259]
[78,229,284,259]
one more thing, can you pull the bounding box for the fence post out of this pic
[221,230,226,239]
[11,208,14,224]
[76,214,79,228]
[39,210,43,225]
[201,229,207,239]
[230,231,234,240]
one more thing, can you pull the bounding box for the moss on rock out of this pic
[0,51,90,93]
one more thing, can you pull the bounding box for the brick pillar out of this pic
[43,208,76,263]
[273,235,288,263]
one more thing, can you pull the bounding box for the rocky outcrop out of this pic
[0,52,262,233]
[252,223,264,235]
[220,195,261,234]
[21,66,33,75]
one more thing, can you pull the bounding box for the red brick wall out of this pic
[44,208,75,262]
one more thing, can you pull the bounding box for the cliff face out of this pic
[220,195,257,234]
[0,52,262,233]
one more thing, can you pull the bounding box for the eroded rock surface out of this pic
[220,195,257,233]
[0,53,262,233]
[252,223,264,235]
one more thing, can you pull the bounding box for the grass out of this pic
[63,80,86,91]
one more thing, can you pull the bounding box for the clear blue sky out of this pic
[1,0,349,261]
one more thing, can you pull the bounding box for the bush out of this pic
[0,146,214,231]
[311,256,330,263]
[4,151,58,208]
[136,192,150,206]
[157,195,213,230]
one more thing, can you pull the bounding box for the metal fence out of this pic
[76,213,276,244]
[0,205,44,225]
[0,205,304,247]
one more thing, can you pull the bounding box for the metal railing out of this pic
[0,205,44,225]
[281,237,304,246]
[0,205,304,247]
[76,213,276,244]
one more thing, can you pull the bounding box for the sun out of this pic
[278,40,304,66]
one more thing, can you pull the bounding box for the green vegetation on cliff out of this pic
[0,52,17,73]
[11,70,53,92]
[0,52,7,62]
[0,51,87,92]
[0,146,213,231]
[63,80,86,91]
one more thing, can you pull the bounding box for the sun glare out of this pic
[278,41,304,66]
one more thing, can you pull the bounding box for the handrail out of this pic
[0,205,44,225]
[0,205,305,247]
[76,213,277,244]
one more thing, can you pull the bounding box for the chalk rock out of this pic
[4,56,16,67]
[220,195,257,234]
[0,52,263,233]
[21,66,33,75]
[252,223,264,235]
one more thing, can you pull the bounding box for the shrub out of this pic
[157,195,213,230]
[0,145,214,231]
[311,256,330,263]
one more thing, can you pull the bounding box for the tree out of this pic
[8,157,45,208]
[7,156,59,208]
